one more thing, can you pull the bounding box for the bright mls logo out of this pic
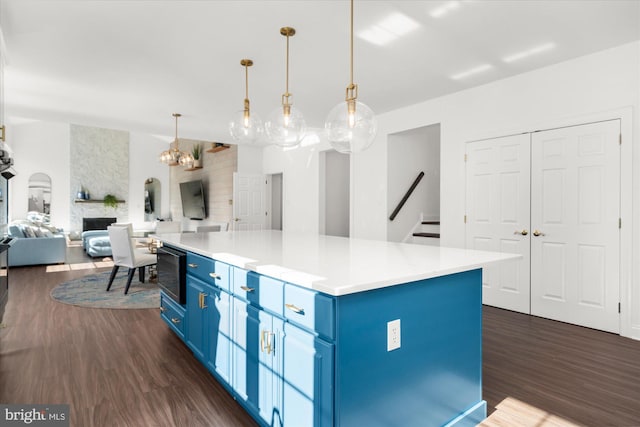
[1,404,69,426]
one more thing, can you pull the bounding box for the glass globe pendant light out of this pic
[265,27,306,148]
[325,0,377,154]
[229,59,263,143]
[160,113,193,166]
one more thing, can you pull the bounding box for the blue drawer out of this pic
[160,292,186,340]
[284,284,335,340]
[233,268,283,317]
[186,252,230,291]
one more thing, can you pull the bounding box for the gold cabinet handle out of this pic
[209,272,220,280]
[240,286,255,293]
[533,230,546,237]
[171,318,181,324]
[199,292,208,309]
[160,306,167,313]
[285,303,304,315]
[188,263,198,268]
[514,229,528,236]
[260,330,273,354]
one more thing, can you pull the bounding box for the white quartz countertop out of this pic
[154,230,520,296]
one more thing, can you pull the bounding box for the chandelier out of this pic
[160,113,193,166]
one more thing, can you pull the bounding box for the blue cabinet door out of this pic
[186,277,206,361]
[231,298,261,417]
[206,288,232,384]
[258,311,284,427]
[283,323,334,427]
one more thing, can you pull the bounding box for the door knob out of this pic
[234,218,240,222]
[533,230,546,237]
[514,229,528,236]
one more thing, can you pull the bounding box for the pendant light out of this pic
[325,0,377,154]
[160,113,193,166]
[229,59,263,143]
[265,27,306,147]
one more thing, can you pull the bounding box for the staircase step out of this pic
[421,221,440,225]
[413,232,440,238]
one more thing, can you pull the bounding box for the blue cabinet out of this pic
[282,323,334,427]
[160,291,186,340]
[185,277,207,361]
[186,273,232,384]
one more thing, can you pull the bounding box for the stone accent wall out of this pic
[69,125,129,232]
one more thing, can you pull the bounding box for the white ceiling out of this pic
[1,0,639,143]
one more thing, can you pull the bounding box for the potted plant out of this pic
[192,143,203,168]
[103,194,118,208]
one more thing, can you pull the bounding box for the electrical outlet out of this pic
[387,319,401,351]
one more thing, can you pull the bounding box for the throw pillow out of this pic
[23,226,36,238]
[8,225,24,238]
[34,228,45,238]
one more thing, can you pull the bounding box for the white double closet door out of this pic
[466,120,620,333]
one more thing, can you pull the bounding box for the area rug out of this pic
[50,270,159,309]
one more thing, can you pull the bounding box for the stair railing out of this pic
[389,171,424,221]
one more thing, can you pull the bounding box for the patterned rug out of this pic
[50,270,159,309]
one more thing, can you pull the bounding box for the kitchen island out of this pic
[155,230,518,427]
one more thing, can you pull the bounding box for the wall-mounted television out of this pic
[179,179,207,220]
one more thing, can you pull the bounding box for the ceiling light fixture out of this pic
[265,27,306,148]
[160,113,193,166]
[229,59,263,143]
[450,63,493,80]
[429,1,461,19]
[502,42,556,63]
[325,0,378,154]
[358,12,420,46]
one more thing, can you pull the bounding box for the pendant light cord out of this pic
[245,63,249,100]
[350,0,354,87]
[286,33,290,96]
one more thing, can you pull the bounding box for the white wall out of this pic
[129,132,171,230]
[263,142,326,233]
[9,121,70,228]
[352,41,640,339]
[263,41,640,339]
[323,150,350,237]
[387,124,440,242]
[8,121,171,233]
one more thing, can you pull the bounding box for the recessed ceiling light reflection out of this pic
[450,63,493,80]
[430,1,461,18]
[357,12,420,46]
[503,42,556,63]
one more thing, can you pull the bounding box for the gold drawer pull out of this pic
[285,303,304,315]
[160,307,167,313]
[209,272,220,280]
[188,263,198,268]
[171,318,181,324]
[240,286,255,293]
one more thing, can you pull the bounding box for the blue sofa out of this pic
[8,223,66,267]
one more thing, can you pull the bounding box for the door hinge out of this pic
[619,134,622,145]
[464,154,468,162]
[618,302,621,313]
[464,215,467,224]
[619,218,622,229]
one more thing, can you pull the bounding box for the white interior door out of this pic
[466,134,531,314]
[530,120,620,333]
[233,173,266,231]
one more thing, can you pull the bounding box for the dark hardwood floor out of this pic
[2,247,640,426]
[0,247,257,427]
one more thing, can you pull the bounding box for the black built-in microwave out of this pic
[157,245,186,304]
